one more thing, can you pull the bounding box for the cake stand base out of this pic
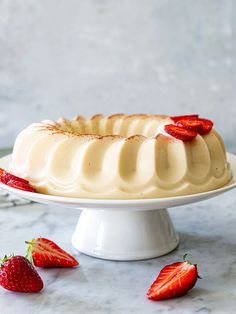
[71,209,179,261]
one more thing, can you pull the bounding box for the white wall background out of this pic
[0,0,235,150]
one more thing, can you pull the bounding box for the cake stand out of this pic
[0,153,236,261]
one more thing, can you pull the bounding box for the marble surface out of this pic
[0,181,236,313]
[0,0,235,151]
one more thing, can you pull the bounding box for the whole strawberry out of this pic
[26,237,79,268]
[0,255,43,293]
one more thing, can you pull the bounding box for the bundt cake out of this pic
[10,114,232,199]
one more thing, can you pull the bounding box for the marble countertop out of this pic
[0,150,236,314]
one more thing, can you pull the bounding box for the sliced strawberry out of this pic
[0,168,36,192]
[147,255,198,301]
[164,124,197,142]
[176,118,204,133]
[6,179,36,192]
[26,237,79,268]
[0,170,29,185]
[197,118,213,135]
[0,255,43,293]
[170,114,199,123]
[0,168,4,176]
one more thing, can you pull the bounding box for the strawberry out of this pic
[197,118,213,135]
[0,170,29,185]
[147,255,199,301]
[177,118,213,135]
[6,179,36,192]
[26,238,79,268]
[164,124,197,141]
[0,168,4,176]
[0,168,36,192]
[0,255,43,293]
[176,118,204,133]
[170,114,199,123]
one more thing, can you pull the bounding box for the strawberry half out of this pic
[0,168,36,192]
[0,169,29,185]
[26,237,79,268]
[0,168,4,176]
[177,118,213,135]
[164,124,197,141]
[176,118,204,133]
[197,118,213,135]
[6,179,36,192]
[0,255,43,293]
[170,114,199,123]
[147,255,198,301]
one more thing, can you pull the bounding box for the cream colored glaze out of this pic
[10,114,232,199]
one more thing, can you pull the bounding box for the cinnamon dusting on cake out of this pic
[73,115,85,121]
[91,114,104,120]
[108,113,125,120]
[33,114,173,140]
[125,135,146,142]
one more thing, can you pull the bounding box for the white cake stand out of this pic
[0,153,236,261]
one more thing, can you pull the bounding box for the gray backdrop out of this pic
[0,0,235,151]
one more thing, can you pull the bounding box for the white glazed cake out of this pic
[10,114,232,199]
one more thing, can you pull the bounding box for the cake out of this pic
[10,114,232,199]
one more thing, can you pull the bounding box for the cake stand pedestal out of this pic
[0,153,235,261]
[72,209,178,260]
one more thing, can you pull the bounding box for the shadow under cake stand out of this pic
[0,153,236,261]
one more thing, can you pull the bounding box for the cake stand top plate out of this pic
[0,153,235,211]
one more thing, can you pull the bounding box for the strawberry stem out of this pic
[182,253,188,260]
[25,241,34,265]
[25,241,34,245]
[0,254,13,267]
[182,253,192,265]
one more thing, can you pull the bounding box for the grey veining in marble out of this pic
[0,188,236,314]
[0,0,235,152]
